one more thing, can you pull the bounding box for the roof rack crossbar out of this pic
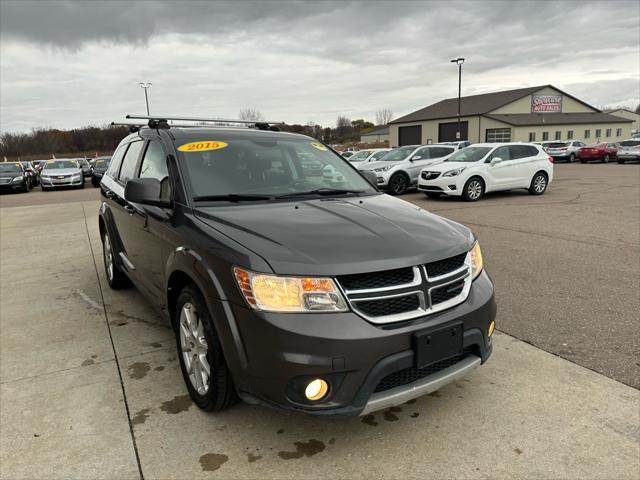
[125,114,284,125]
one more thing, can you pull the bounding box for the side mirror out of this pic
[360,170,378,188]
[125,178,172,208]
[410,155,422,161]
[490,157,502,165]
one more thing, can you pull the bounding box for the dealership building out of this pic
[388,85,634,146]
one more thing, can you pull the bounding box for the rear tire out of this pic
[102,230,131,289]
[529,172,548,195]
[462,177,484,202]
[175,285,237,412]
[388,173,409,195]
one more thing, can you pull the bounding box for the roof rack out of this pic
[125,115,285,131]
[110,122,147,133]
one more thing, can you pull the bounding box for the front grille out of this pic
[373,346,475,393]
[356,294,420,317]
[430,280,465,306]
[0,178,11,184]
[338,267,414,291]
[421,171,441,180]
[425,252,466,278]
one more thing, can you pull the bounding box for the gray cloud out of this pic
[1,0,638,132]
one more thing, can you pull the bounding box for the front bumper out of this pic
[417,174,463,196]
[227,270,495,416]
[41,176,84,187]
[0,181,27,191]
[618,152,640,161]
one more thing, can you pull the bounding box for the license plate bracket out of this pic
[413,323,463,368]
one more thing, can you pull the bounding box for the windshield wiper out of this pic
[275,188,365,198]
[192,193,274,202]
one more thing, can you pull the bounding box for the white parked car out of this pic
[357,144,456,195]
[542,140,586,162]
[346,148,391,164]
[417,143,553,201]
[616,139,640,163]
[437,141,472,150]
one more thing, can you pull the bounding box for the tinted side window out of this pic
[491,146,511,161]
[105,144,128,178]
[139,141,169,181]
[414,147,430,159]
[118,140,144,183]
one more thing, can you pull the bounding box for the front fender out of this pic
[165,246,248,372]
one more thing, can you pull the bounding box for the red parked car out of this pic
[578,142,619,163]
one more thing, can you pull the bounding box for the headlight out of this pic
[40,175,50,179]
[470,241,483,279]
[233,267,348,312]
[373,165,393,172]
[12,175,24,182]
[443,167,466,177]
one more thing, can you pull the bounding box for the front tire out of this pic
[603,154,610,163]
[175,285,237,412]
[388,173,409,195]
[569,153,576,163]
[102,231,131,289]
[462,177,484,202]
[617,159,625,164]
[529,172,548,195]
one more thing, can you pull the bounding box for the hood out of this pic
[194,194,474,276]
[0,172,23,179]
[41,168,81,176]
[357,160,404,171]
[425,161,473,172]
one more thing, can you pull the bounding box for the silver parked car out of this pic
[542,140,586,162]
[357,144,456,195]
[40,159,85,190]
[616,139,640,163]
[346,148,391,164]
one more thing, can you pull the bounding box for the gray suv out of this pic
[358,145,456,195]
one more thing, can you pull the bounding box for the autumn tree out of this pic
[375,108,393,126]
[238,108,265,122]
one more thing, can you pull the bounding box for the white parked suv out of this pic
[616,139,640,163]
[542,140,586,162]
[417,143,553,201]
[346,148,391,164]
[358,144,456,195]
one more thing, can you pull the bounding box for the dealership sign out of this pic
[531,95,562,113]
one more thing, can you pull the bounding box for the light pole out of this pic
[450,58,465,140]
[139,82,152,115]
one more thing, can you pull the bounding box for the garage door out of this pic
[399,126,422,146]
[438,121,468,142]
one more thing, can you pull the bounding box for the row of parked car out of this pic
[539,139,640,164]
[0,156,111,193]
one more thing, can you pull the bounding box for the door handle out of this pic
[124,205,135,215]
[104,190,113,199]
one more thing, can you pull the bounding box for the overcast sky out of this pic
[1,0,639,133]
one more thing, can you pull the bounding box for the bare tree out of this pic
[238,108,265,122]
[375,108,393,126]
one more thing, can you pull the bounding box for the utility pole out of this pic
[139,82,152,115]
[450,58,465,140]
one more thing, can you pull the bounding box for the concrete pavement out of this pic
[1,165,639,479]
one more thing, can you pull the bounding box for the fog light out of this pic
[305,379,329,401]
[488,320,495,337]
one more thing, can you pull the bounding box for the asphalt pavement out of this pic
[0,163,638,479]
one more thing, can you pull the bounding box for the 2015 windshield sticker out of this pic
[178,141,228,152]
[310,142,328,151]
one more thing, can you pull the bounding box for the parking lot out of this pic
[1,163,638,479]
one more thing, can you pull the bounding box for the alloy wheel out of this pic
[103,233,114,281]
[179,302,211,395]
[467,180,482,200]
[390,175,407,194]
[534,175,546,193]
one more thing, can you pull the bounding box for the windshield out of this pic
[44,160,78,170]
[177,135,375,200]
[378,146,417,162]
[445,147,493,163]
[76,159,89,166]
[93,160,109,170]
[370,150,389,160]
[620,140,640,147]
[348,150,372,162]
[0,163,22,173]
[547,142,568,148]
